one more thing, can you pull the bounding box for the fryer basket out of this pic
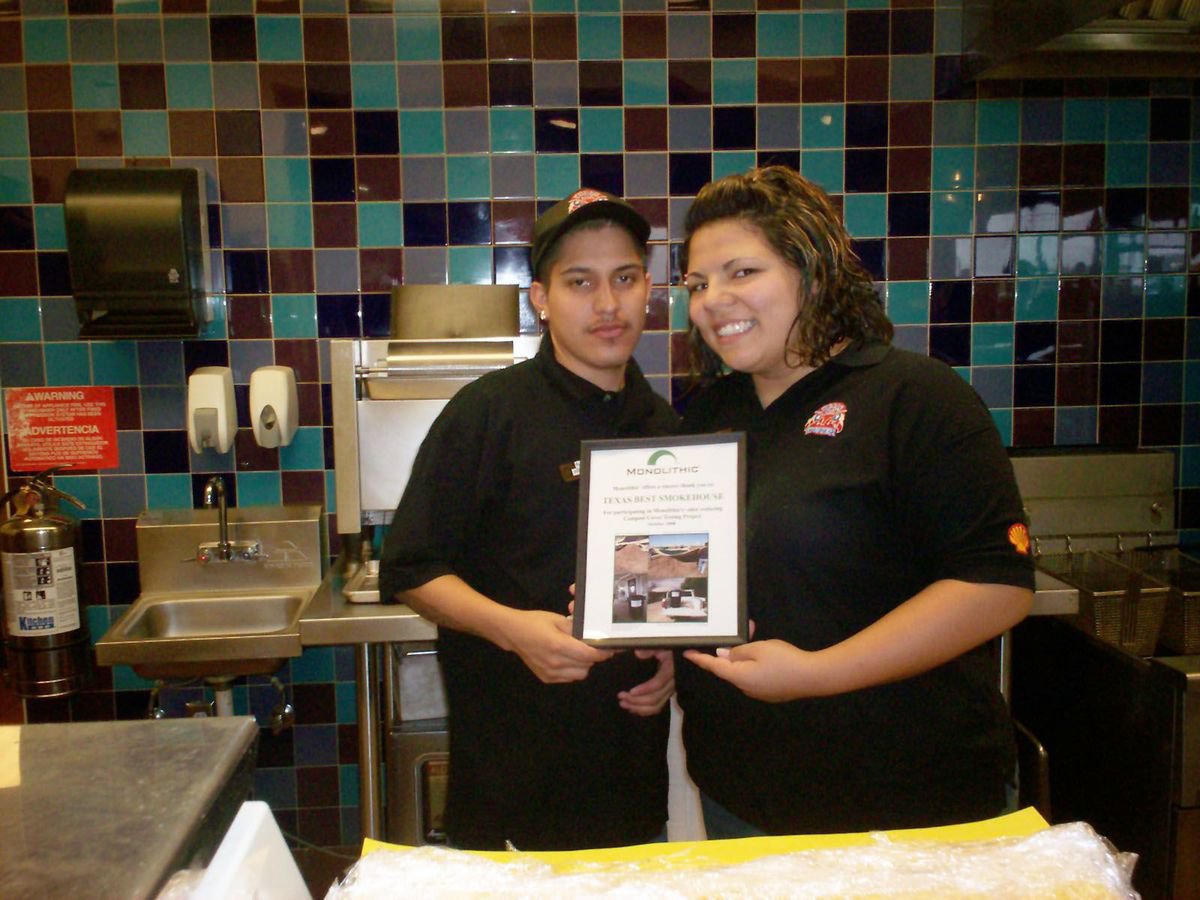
[1102,547,1200,655]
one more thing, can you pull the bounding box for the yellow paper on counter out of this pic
[360,807,1049,873]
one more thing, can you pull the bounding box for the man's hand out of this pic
[682,640,809,703]
[618,649,674,715]
[502,609,614,683]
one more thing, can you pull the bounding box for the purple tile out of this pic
[1013,365,1055,407]
[0,206,33,250]
[1150,97,1190,142]
[844,149,887,193]
[1099,362,1140,405]
[316,293,360,339]
[886,192,929,238]
[1104,188,1147,230]
[891,9,932,55]
[580,154,624,196]
[929,324,969,367]
[1018,191,1060,232]
[535,108,579,152]
[714,106,754,151]
[846,102,888,147]
[311,158,357,203]
[354,111,399,156]
[1100,319,1142,363]
[448,201,491,246]
[1015,321,1056,364]
[224,250,270,294]
[668,152,711,196]
[579,61,622,106]
[209,16,256,62]
[847,9,889,56]
[442,16,487,61]
[930,280,971,323]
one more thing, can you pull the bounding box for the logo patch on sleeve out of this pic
[803,402,847,437]
[1007,523,1031,555]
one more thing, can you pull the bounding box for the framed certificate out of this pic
[572,432,747,648]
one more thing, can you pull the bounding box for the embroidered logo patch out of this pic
[803,402,847,437]
[567,188,608,214]
[1007,523,1031,556]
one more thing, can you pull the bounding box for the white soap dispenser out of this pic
[187,366,236,454]
[249,365,298,448]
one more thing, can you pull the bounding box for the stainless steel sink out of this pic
[96,589,316,679]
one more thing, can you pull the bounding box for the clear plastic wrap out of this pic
[327,821,1138,899]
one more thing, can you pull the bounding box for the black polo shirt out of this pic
[379,336,679,850]
[676,342,1035,835]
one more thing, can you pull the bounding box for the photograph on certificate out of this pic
[573,433,746,648]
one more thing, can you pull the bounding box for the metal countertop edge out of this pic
[299,567,437,646]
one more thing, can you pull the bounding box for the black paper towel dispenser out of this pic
[64,167,212,339]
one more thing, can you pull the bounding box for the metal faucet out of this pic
[202,475,233,561]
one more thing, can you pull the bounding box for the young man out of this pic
[378,189,679,850]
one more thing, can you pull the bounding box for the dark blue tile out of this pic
[1099,362,1140,405]
[1148,143,1188,186]
[930,280,971,324]
[191,471,236,508]
[37,251,71,296]
[1141,401,1181,446]
[669,152,712,196]
[929,324,970,367]
[1150,97,1190,142]
[853,239,885,281]
[714,106,755,151]
[143,430,189,474]
[209,16,256,63]
[353,111,399,156]
[1104,188,1146,230]
[402,203,447,247]
[182,340,230,373]
[489,61,533,107]
[441,15,486,61]
[535,108,579,153]
[1021,99,1063,144]
[1015,321,1056,364]
[846,10,889,55]
[887,192,929,238]
[448,201,491,246]
[0,206,33,250]
[361,293,389,338]
[207,203,222,249]
[934,55,964,100]
[105,561,140,606]
[81,520,105,564]
[310,158,357,203]
[1018,191,1060,232]
[494,245,531,289]
[756,150,800,171]
[1013,365,1055,407]
[844,149,887,193]
[580,154,624,197]
[0,343,46,387]
[845,102,888,147]
[316,293,360,339]
[224,250,270,294]
[891,9,932,54]
[1142,361,1183,401]
[1100,319,1142,363]
[1101,276,1143,319]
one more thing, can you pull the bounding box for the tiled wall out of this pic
[1,0,1198,849]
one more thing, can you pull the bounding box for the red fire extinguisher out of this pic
[0,466,91,698]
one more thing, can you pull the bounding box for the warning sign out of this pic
[5,386,120,472]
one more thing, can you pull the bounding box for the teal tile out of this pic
[801,103,843,149]
[34,205,66,250]
[235,471,282,506]
[121,111,170,156]
[931,146,974,191]
[1106,143,1147,187]
[971,323,1014,366]
[44,343,91,386]
[623,61,667,106]
[85,605,112,645]
[198,296,227,340]
[145,473,194,510]
[335,681,358,725]
[0,299,42,342]
[292,645,335,682]
[989,408,1013,445]
[1016,235,1058,276]
[801,149,843,193]
[357,202,404,248]
[536,154,579,200]
[113,663,155,691]
[280,426,325,470]
[116,0,159,12]
[712,150,755,180]
[1015,277,1058,321]
[396,16,441,62]
[802,11,844,57]
[490,108,533,153]
[842,193,886,237]
[580,107,623,153]
[351,63,397,109]
[578,14,621,60]
[1187,363,1200,403]
[165,63,213,109]
[0,114,29,157]
[73,64,121,109]
[1064,99,1106,143]
[272,294,318,338]
[886,281,930,325]
[848,0,888,6]
[1181,445,1200,488]
[339,763,360,806]
[931,191,973,236]
[400,110,445,154]
[24,19,69,63]
[1107,98,1149,142]
[534,0,574,10]
[977,99,1020,145]
[449,246,493,283]
[91,341,139,386]
[712,59,756,105]
[1145,274,1186,317]
[325,470,337,514]
[579,0,620,9]
[446,155,491,200]
[267,203,313,248]
[1104,231,1145,276]
[0,161,32,204]
[757,12,800,58]
[257,17,303,61]
[265,157,311,202]
[55,475,101,519]
[669,286,691,330]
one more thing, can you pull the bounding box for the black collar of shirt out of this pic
[532,333,659,431]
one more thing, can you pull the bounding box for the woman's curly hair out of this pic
[681,166,893,380]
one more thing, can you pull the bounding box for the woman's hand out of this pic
[683,640,811,702]
[619,649,675,715]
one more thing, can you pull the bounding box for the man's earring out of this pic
[539,310,547,321]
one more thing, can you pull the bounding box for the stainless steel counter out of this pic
[0,716,257,899]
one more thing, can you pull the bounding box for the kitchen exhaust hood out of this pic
[962,1,1200,80]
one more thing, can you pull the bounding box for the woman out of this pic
[676,166,1035,838]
